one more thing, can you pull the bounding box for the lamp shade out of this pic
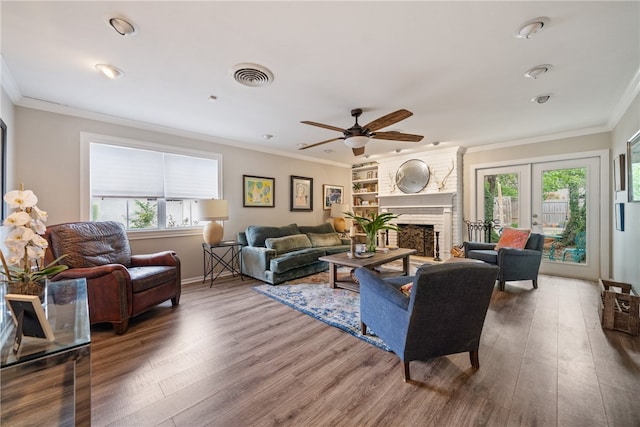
[197,199,229,220]
[197,199,228,244]
[330,203,350,218]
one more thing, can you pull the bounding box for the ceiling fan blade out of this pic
[372,131,424,142]
[352,147,365,156]
[300,121,346,133]
[298,137,344,150]
[363,109,413,131]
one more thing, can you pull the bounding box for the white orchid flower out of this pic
[4,211,31,227]
[27,245,45,261]
[31,205,48,221]
[30,234,49,249]
[4,189,38,210]
[6,227,35,244]
[32,218,47,234]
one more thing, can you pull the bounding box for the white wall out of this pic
[12,106,351,282]
[611,93,640,285]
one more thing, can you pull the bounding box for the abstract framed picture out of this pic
[627,130,640,202]
[5,293,55,344]
[615,202,624,231]
[243,175,275,207]
[614,153,625,192]
[290,175,313,211]
[323,184,344,210]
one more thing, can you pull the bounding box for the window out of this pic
[83,134,222,232]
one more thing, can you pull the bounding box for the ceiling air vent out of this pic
[231,63,274,87]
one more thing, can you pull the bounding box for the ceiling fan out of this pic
[299,108,424,156]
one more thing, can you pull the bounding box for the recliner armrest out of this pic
[497,247,542,258]
[52,264,131,280]
[464,241,496,254]
[355,268,409,311]
[131,251,179,267]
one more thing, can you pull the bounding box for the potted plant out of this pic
[345,211,400,253]
[1,187,67,301]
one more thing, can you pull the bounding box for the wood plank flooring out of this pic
[90,272,640,426]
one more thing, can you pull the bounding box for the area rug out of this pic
[252,281,392,352]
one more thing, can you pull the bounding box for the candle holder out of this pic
[434,231,442,262]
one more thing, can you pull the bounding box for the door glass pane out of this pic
[541,167,587,264]
[483,173,520,242]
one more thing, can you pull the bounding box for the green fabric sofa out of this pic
[238,223,350,285]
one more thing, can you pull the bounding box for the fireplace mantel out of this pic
[378,192,456,209]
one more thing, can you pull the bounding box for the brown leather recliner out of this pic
[44,221,181,334]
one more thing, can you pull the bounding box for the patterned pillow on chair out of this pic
[494,228,531,250]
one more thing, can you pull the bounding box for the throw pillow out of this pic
[494,228,531,250]
[265,234,312,254]
[307,232,342,247]
[400,282,413,296]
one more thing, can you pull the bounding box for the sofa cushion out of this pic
[128,266,177,293]
[246,223,300,247]
[50,221,132,268]
[298,223,335,235]
[467,249,498,264]
[307,232,342,247]
[265,234,312,254]
[324,245,351,255]
[270,248,325,274]
[494,227,531,250]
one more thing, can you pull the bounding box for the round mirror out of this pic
[395,159,430,193]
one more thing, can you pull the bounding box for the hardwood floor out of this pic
[90,272,640,426]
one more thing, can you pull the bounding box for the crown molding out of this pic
[608,65,640,130]
[1,56,22,102]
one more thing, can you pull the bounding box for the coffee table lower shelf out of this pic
[319,248,417,290]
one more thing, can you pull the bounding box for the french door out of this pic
[475,157,601,280]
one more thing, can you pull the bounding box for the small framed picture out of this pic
[5,293,55,344]
[615,203,625,231]
[243,175,275,207]
[291,175,313,211]
[614,153,625,192]
[323,184,344,210]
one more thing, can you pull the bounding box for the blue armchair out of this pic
[355,262,499,382]
[464,233,544,291]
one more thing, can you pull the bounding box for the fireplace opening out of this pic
[397,224,434,257]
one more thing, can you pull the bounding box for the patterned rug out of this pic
[252,281,392,351]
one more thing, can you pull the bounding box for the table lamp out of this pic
[197,199,229,244]
[330,203,350,233]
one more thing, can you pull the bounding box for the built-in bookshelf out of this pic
[351,162,378,218]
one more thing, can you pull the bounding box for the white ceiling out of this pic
[2,1,639,166]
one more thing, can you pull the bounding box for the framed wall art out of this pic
[628,130,640,202]
[290,175,313,211]
[614,153,625,192]
[243,175,275,207]
[5,294,56,347]
[615,202,625,231]
[323,184,344,210]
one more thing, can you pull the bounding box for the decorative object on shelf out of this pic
[430,159,455,192]
[323,184,344,210]
[627,130,640,202]
[243,175,275,207]
[395,159,430,194]
[330,203,350,232]
[388,172,397,193]
[197,199,229,244]
[345,211,400,253]
[1,187,68,301]
[290,175,313,211]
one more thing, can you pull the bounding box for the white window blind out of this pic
[91,143,219,199]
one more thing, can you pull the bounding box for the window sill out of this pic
[127,228,202,240]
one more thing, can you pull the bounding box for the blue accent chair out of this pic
[463,233,544,291]
[355,262,499,382]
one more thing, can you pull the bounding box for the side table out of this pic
[202,241,244,287]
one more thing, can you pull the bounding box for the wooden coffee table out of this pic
[319,248,416,290]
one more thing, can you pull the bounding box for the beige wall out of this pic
[611,93,640,285]
[11,107,351,282]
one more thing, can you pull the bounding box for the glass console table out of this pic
[1,278,91,426]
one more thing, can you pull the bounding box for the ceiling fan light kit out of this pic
[344,135,369,148]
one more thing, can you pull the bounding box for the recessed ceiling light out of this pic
[297,143,307,148]
[263,134,273,140]
[394,149,403,153]
[515,17,550,39]
[109,17,136,36]
[95,64,124,79]
[324,149,333,154]
[432,141,441,146]
[524,64,552,79]
[208,95,218,102]
[531,94,552,104]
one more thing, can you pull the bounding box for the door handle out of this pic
[532,221,539,225]
[532,214,538,218]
